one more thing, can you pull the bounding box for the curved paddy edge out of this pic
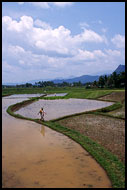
[6,98,125,188]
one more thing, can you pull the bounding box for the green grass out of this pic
[96,102,122,112]
[6,96,125,188]
[2,87,45,96]
[5,87,125,188]
[89,102,124,120]
[42,96,67,100]
[66,89,113,99]
[2,86,124,98]
[44,121,125,188]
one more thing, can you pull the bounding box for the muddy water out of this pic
[2,95,112,188]
[15,98,114,121]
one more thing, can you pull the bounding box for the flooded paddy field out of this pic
[2,94,112,188]
[3,93,45,99]
[45,93,67,97]
[15,98,114,121]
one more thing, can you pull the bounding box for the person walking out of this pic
[38,107,46,121]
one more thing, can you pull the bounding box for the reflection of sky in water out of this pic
[4,93,67,99]
[16,98,114,121]
[2,95,112,188]
[4,94,45,99]
[45,93,67,97]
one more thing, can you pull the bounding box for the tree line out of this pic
[92,71,125,88]
[34,71,125,88]
[2,71,125,89]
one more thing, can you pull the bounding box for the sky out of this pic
[2,2,125,83]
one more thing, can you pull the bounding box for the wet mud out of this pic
[2,95,112,188]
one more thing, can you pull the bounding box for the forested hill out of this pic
[114,65,125,74]
[52,75,100,84]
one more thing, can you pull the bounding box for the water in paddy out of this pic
[15,98,114,121]
[45,93,67,97]
[4,93,45,99]
[2,94,111,188]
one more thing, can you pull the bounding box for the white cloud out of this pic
[34,19,52,29]
[18,2,74,8]
[80,22,90,29]
[19,60,25,65]
[2,44,124,82]
[29,2,50,9]
[2,15,125,82]
[102,28,108,33]
[8,45,25,54]
[2,61,12,71]
[111,34,125,48]
[75,49,95,60]
[105,49,121,57]
[52,2,74,7]
[72,49,106,61]
[2,16,33,32]
[81,29,105,43]
[18,2,24,5]
[6,44,63,70]
[3,16,107,55]
[93,50,106,57]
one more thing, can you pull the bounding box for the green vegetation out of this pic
[66,89,113,99]
[6,100,125,188]
[5,88,125,188]
[2,87,45,96]
[49,102,123,122]
[2,86,124,100]
[86,71,125,88]
[89,102,124,120]
[2,71,125,97]
[44,122,125,188]
[2,70,125,91]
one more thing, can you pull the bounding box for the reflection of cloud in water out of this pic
[4,94,45,99]
[40,125,45,137]
[15,98,114,121]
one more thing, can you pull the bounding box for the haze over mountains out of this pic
[3,65,125,86]
[52,75,100,84]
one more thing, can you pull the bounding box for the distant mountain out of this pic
[3,65,124,86]
[27,78,52,84]
[52,75,100,84]
[114,64,125,74]
[2,75,100,85]
[27,76,75,84]
[2,82,20,86]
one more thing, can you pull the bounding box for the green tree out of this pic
[25,83,32,87]
[98,76,105,88]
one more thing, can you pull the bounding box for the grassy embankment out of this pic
[6,87,125,188]
[2,86,124,97]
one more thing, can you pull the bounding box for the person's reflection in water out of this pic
[40,125,45,137]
